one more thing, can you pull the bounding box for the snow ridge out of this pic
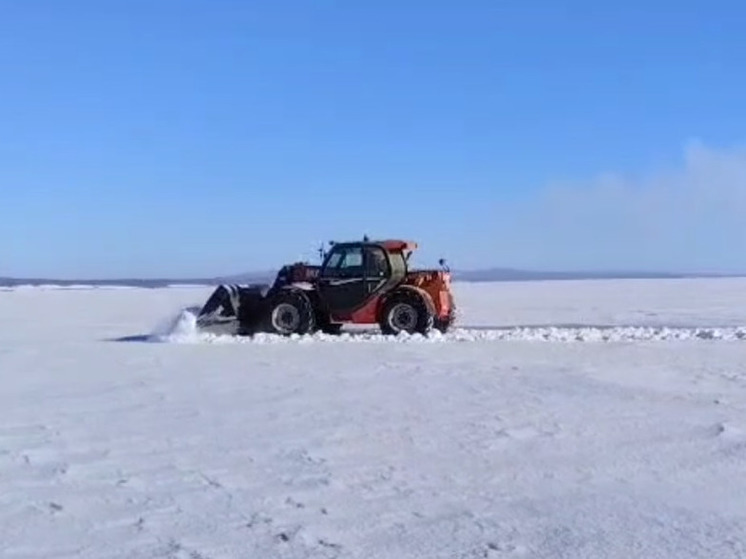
[151,308,746,344]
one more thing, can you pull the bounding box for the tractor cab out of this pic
[316,240,411,315]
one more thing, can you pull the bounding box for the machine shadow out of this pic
[107,334,155,342]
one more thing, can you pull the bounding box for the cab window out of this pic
[321,246,364,277]
[364,246,389,277]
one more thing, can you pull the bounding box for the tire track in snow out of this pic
[151,309,746,344]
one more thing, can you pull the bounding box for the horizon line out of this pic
[1,266,745,286]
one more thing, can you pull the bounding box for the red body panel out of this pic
[402,270,453,319]
[328,270,453,324]
[379,240,418,253]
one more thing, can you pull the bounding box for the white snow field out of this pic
[2,278,746,558]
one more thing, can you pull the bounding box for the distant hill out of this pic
[1,267,741,288]
[450,268,690,282]
[0,270,274,288]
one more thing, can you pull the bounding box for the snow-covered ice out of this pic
[2,278,746,558]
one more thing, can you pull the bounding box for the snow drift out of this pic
[151,305,746,344]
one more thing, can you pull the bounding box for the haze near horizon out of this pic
[2,1,745,279]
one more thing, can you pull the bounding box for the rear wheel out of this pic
[265,288,315,335]
[379,289,434,335]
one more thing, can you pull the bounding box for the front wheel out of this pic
[379,290,434,335]
[265,288,316,335]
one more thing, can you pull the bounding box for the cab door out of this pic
[362,244,391,296]
[317,244,370,313]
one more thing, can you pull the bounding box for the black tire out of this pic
[264,288,316,336]
[379,289,434,335]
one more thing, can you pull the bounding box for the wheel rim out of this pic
[271,303,301,333]
[388,303,417,332]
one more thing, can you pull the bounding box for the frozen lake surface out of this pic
[2,278,746,558]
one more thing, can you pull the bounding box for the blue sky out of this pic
[2,0,745,278]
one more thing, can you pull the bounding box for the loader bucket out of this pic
[195,284,271,336]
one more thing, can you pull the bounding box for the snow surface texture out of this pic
[2,278,746,558]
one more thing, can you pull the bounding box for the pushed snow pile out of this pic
[151,307,746,344]
[149,306,201,340]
